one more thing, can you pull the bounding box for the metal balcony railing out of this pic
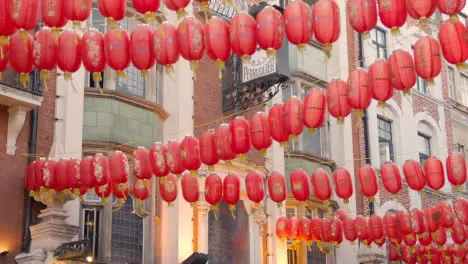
[0,68,42,96]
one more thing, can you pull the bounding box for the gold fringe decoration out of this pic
[200,2,210,12]
[337,117,344,124]
[144,12,156,24]
[153,216,161,223]
[73,188,81,196]
[64,72,78,92]
[260,149,267,156]
[141,70,149,83]
[362,31,370,40]
[216,59,226,79]
[237,153,246,160]
[92,72,103,94]
[426,78,434,86]
[190,170,198,176]
[276,202,283,208]
[323,43,332,60]
[51,27,60,44]
[298,44,306,67]
[457,63,468,71]
[167,202,174,207]
[450,14,460,23]
[143,179,150,189]
[210,205,219,220]
[190,60,199,80]
[19,29,29,53]
[368,196,375,203]
[241,55,251,64]
[355,109,363,129]
[20,73,29,88]
[72,21,81,30]
[40,71,49,92]
[391,27,400,36]
[266,48,276,57]
[119,198,126,206]
[229,204,237,219]
[418,17,429,33]
[165,65,174,74]
[116,70,127,79]
[107,17,117,29]
[176,8,187,20]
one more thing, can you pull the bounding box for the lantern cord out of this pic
[64,72,78,93]
[203,11,209,24]
[229,204,237,219]
[216,59,226,80]
[40,71,49,93]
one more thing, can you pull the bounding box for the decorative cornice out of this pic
[84,88,169,120]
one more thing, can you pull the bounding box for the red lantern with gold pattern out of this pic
[290,169,310,202]
[33,27,57,88]
[446,152,467,188]
[204,16,231,79]
[424,156,445,191]
[451,219,466,244]
[112,182,129,204]
[403,233,416,247]
[439,21,468,69]
[388,243,402,262]
[312,0,341,54]
[8,0,40,31]
[105,27,130,78]
[98,0,126,26]
[177,17,204,76]
[438,0,466,21]
[357,165,378,202]
[413,37,442,84]
[149,142,169,178]
[0,1,17,40]
[383,213,399,240]
[388,49,416,93]
[418,231,432,247]
[131,24,156,78]
[369,215,385,246]
[166,141,185,175]
[268,172,286,206]
[302,88,327,132]
[10,31,33,87]
[284,0,312,51]
[230,116,251,158]
[55,159,70,192]
[133,147,152,181]
[205,173,223,210]
[378,0,407,34]
[310,218,322,241]
[369,60,393,104]
[41,0,68,31]
[269,104,289,145]
[246,171,265,205]
[330,217,344,246]
[160,174,178,205]
[402,244,416,263]
[343,217,357,242]
[82,29,106,88]
[451,244,466,262]
[299,218,312,241]
[437,201,455,229]
[182,173,199,206]
[406,0,437,27]
[311,169,332,202]
[380,161,402,195]
[180,135,201,175]
[109,151,129,184]
[64,0,91,27]
[320,218,332,243]
[223,174,240,216]
[454,198,468,225]
[347,68,371,113]
[424,206,441,234]
[230,12,257,62]
[133,179,150,203]
[42,160,57,190]
[327,80,352,123]
[250,112,272,154]
[332,167,353,204]
[199,130,219,170]
[396,211,412,235]
[334,211,349,222]
[91,153,111,187]
[58,30,82,79]
[289,217,300,241]
[256,7,285,56]
[80,156,93,189]
[214,123,237,162]
[67,159,81,194]
[347,0,378,37]
[33,158,47,189]
[132,0,161,22]
[164,0,190,19]
[403,159,426,191]
[154,22,179,73]
[434,227,447,247]
[276,217,289,241]
[411,209,425,235]
[355,216,371,245]
[95,183,111,201]
[282,96,304,141]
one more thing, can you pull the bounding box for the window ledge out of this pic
[285,151,336,171]
[449,98,468,114]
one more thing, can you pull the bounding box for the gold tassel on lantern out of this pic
[40,71,49,92]
[19,29,29,53]
[64,72,78,92]
[229,204,237,219]
[426,78,434,86]
[51,27,60,44]
[92,72,103,94]
[450,14,460,23]
[457,63,468,71]
[298,44,306,67]
[323,43,332,60]
[20,73,29,88]
[141,70,149,82]
[144,12,156,24]
[0,36,8,60]
[241,55,251,64]
[216,59,225,79]
[107,17,118,29]
[176,8,187,20]
[266,48,276,57]
[418,17,430,33]
[362,31,371,40]
[73,21,81,30]
[391,27,400,36]
[190,60,199,80]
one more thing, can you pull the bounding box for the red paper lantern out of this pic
[302,88,327,132]
[57,30,82,79]
[402,244,417,263]
[33,158,47,189]
[369,60,393,104]
[380,161,402,195]
[223,174,240,216]
[289,217,300,241]
[9,31,33,87]
[312,0,341,54]
[383,213,399,241]
[284,0,312,51]
[406,0,437,26]
[282,96,304,141]
[33,28,57,89]
[98,0,126,26]
[181,173,199,205]
[347,68,371,113]
[357,165,378,202]
[230,12,257,62]
[411,209,426,235]
[0,42,9,78]
[80,156,93,189]
[299,218,312,241]
[66,159,80,194]
[91,153,111,187]
[205,173,223,210]
[310,218,322,241]
[454,198,468,225]
[133,147,152,181]
[55,159,70,192]
[25,162,38,195]
[424,206,441,234]
[0,1,17,40]
[267,172,286,206]
[177,17,204,75]
[413,37,442,84]
[378,0,407,34]
[355,216,371,245]
[132,0,161,22]
[330,217,344,246]
[180,135,201,175]
[82,29,106,88]
[438,0,466,21]
[451,244,466,260]
[64,0,92,27]
[269,104,289,145]
[199,130,219,170]
[8,0,40,31]
[403,233,416,247]
[105,27,130,78]
[230,116,251,158]
[426,245,442,264]
[133,179,150,202]
[164,0,190,19]
[246,171,265,204]
[41,0,68,30]
[290,169,310,202]
[154,22,179,73]
[42,160,57,190]
[214,123,237,162]
[402,159,426,191]
[276,217,289,241]
[131,24,156,78]
[396,211,413,235]
[166,141,185,175]
[388,243,402,262]
[332,167,353,204]
[160,174,178,205]
[109,151,129,184]
[369,215,385,246]
[256,6,285,56]
[388,49,416,93]
[424,156,445,191]
[250,112,272,154]
[343,217,357,242]
[335,210,348,221]
[451,219,466,244]
[418,231,432,247]
[347,0,378,37]
[327,80,352,123]
[320,218,332,243]
[311,169,332,202]
[94,182,111,201]
[446,152,467,188]
[434,227,447,247]
[112,182,130,204]
[439,21,468,69]
[437,201,455,229]
[204,17,231,79]
[149,142,169,178]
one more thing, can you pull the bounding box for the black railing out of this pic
[0,68,42,96]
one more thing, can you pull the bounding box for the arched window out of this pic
[417,121,436,164]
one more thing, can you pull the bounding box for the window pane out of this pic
[302,129,322,156]
[377,29,385,45]
[461,74,468,105]
[448,67,456,100]
[380,142,391,165]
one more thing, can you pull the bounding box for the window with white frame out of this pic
[371,28,387,60]
[460,74,468,106]
[81,202,103,260]
[448,66,456,100]
[418,133,431,164]
[378,117,394,166]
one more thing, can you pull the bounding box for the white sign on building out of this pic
[242,49,277,83]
